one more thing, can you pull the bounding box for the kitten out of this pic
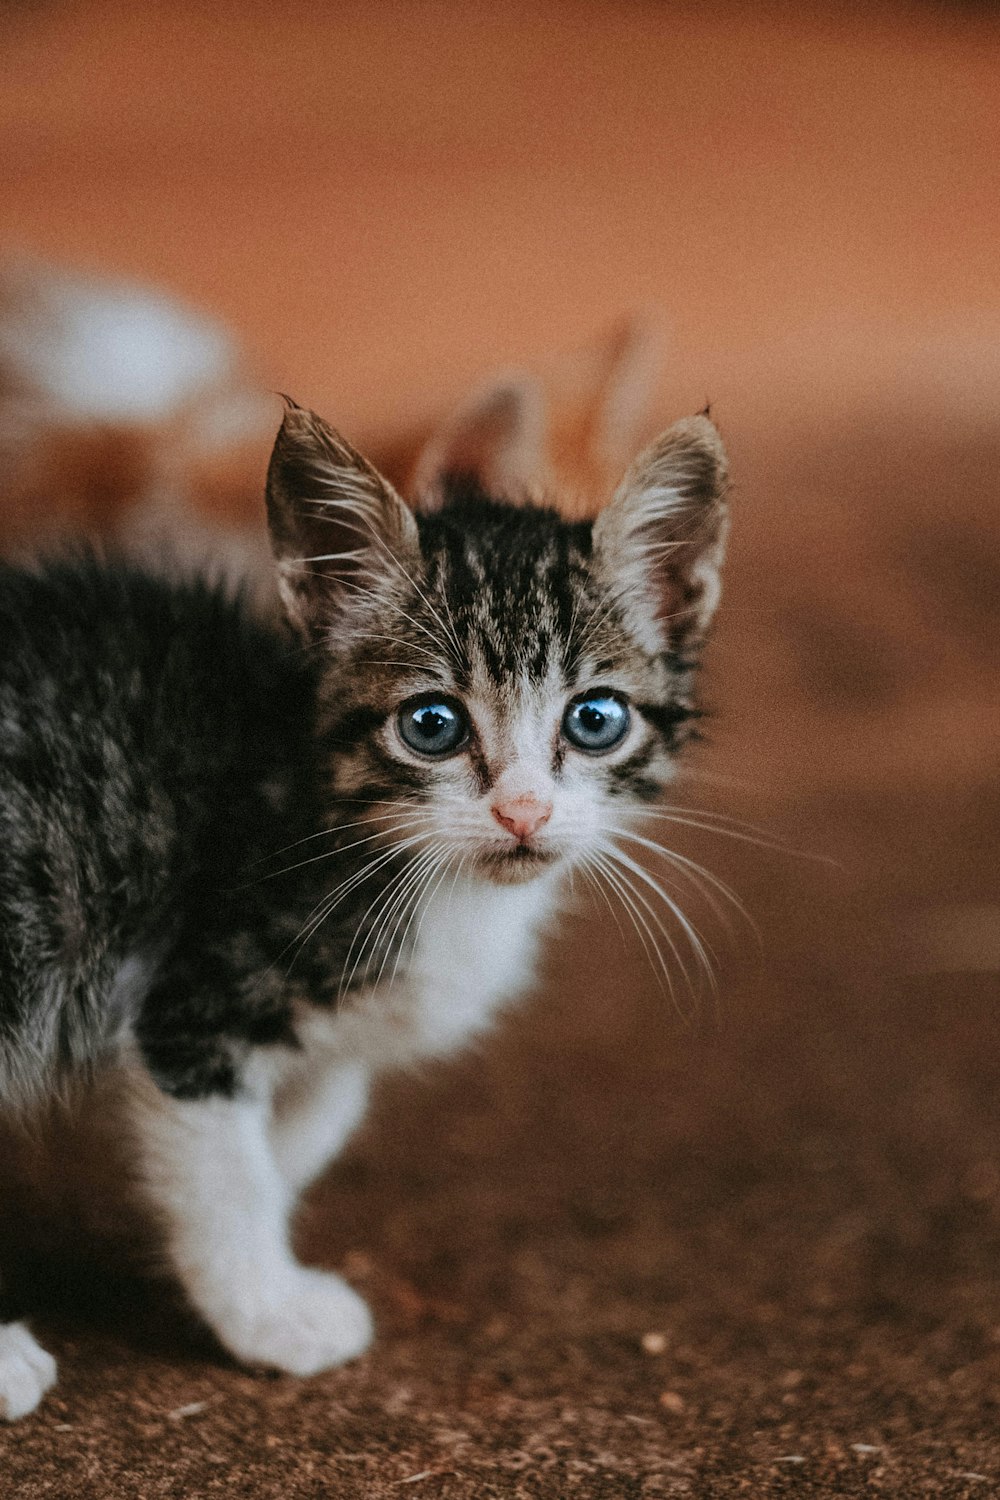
[0,398,728,1420]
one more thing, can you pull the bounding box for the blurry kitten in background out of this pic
[0,255,275,593]
[0,273,726,1423]
[0,254,665,565]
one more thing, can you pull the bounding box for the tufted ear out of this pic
[265,401,419,638]
[592,414,729,656]
[410,373,546,509]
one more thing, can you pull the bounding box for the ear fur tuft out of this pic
[592,413,729,655]
[265,404,418,638]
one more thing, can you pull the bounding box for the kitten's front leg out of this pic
[271,1058,369,1198]
[127,1066,372,1377]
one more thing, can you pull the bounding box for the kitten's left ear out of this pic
[592,414,729,655]
[266,401,419,638]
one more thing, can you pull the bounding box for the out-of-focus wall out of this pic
[3,0,997,433]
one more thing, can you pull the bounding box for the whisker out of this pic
[444,852,468,917]
[607,826,760,948]
[286,831,432,965]
[255,808,431,866]
[602,844,718,1004]
[336,575,452,658]
[389,844,456,988]
[596,848,699,999]
[339,843,440,998]
[591,852,677,1006]
[357,632,444,664]
[258,814,433,883]
[576,856,628,949]
[636,805,827,862]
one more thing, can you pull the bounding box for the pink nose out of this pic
[491,796,553,843]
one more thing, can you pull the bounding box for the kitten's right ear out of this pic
[266,401,419,637]
[410,373,546,509]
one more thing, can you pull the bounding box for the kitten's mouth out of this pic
[476,844,561,884]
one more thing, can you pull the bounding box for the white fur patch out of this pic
[293,869,560,1073]
[270,1058,370,1195]
[0,264,235,422]
[0,1322,57,1421]
[126,1065,372,1375]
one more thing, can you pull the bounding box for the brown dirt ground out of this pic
[2,3,1000,1495]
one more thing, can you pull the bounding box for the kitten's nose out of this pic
[491,795,553,843]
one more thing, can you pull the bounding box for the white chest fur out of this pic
[291,870,561,1075]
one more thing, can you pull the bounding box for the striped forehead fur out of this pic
[265,403,727,803]
[311,479,695,808]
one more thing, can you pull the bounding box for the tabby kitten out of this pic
[0,399,728,1419]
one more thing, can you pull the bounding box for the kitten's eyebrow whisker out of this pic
[354,521,466,667]
[325,518,466,670]
[299,550,370,564]
[336,576,451,658]
[360,632,442,663]
[358,660,451,674]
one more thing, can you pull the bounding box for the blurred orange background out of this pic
[4,0,997,432]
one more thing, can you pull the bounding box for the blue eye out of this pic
[397,697,468,757]
[562,693,630,753]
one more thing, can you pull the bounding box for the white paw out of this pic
[0,1322,57,1421]
[211,1268,373,1377]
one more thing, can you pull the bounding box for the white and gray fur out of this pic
[0,398,728,1419]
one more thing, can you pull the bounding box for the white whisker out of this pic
[257,808,430,866]
[601,844,717,1004]
[261,814,433,882]
[286,831,433,964]
[607,826,759,948]
[591,851,677,1005]
[389,844,456,988]
[338,844,440,998]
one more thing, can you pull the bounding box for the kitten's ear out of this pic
[411,373,546,509]
[593,414,729,655]
[266,401,419,637]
